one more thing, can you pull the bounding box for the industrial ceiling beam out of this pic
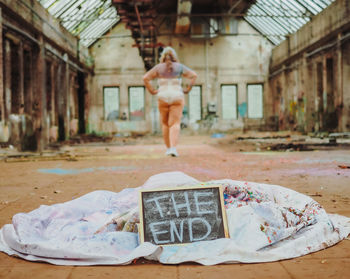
[112,0,158,70]
[228,0,243,14]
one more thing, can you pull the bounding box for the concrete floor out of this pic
[0,134,349,279]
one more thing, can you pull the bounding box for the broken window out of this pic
[247,84,264,118]
[129,86,145,121]
[103,86,120,121]
[189,85,202,123]
[221,84,238,120]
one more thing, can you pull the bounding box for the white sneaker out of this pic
[169,147,179,157]
[165,148,172,156]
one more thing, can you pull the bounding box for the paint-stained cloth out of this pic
[0,172,349,265]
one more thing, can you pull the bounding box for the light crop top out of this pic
[153,62,191,104]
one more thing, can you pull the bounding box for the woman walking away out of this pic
[143,47,197,157]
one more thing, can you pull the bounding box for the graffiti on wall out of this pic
[238,102,247,118]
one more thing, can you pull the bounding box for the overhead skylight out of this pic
[37,0,336,47]
[244,0,336,45]
[37,0,120,47]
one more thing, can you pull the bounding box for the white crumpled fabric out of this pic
[0,171,349,265]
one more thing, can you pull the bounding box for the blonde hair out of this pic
[159,47,179,63]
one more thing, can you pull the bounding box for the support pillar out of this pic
[56,61,65,141]
[0,7,4,123]
[322,55,328,130]
[0,8,9,142]
[18,41,24,113]
[77,71,86,134]
[24,45,34,115]
[63,53,70,139]
[304,54,313,132]
[34,37,46,151]
[4,39,11,121]
[69,73,77,135]
[336,33,343,131]
[204,39,209,115]
[299,54,308,133]
[315,60,323,132]
[280,65,287,130]
[50,61,55,125]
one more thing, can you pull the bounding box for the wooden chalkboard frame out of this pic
[139,184,229,246]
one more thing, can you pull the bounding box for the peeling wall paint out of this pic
[268,0,350,133]
[0,1,91,150]
[269,43,349,133]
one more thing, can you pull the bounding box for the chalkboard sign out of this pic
[139,185,229,246]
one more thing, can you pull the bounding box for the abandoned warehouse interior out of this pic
[0,0,349,151]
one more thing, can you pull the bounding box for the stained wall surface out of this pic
[268,0,350,133]
[0,0,92,150]
[89,20,273,135]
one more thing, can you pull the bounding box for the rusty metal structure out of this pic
[35,0,336,70]
[111,0,336,69]
[112,0,159,70]
[111,0,255,69]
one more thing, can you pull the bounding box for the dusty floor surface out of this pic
[0,133,349,279]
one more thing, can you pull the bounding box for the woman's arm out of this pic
[143,67,159,95]
[182,68,197,94]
